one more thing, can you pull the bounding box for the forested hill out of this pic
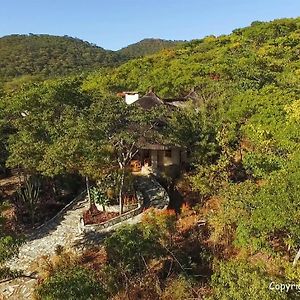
[0,34,122,80]
[116,38,183,59]
[0,35,183,82]
[86,17,300,98]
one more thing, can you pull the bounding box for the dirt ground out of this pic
[0,174,22,197]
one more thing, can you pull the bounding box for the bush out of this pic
[112,273,162,300]
[35,249,79,280]
[105,224,164,274]
[142,208,177,247]
[0,235,22,264]
[35,266,107,300]
[162,275,194,300]
[209,260,288,300]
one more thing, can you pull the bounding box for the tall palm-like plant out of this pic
[17,176,41,226]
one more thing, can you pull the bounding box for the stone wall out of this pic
[95,203,138,213]
[81,190,144,233]
[79,176,170,234]
[82,205,143,232]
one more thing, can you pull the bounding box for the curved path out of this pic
[0,175,169,299]
[8,196,89,272]
[0,195,89,299]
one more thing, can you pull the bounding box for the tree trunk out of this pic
[293,248,300,267]
[119,167,125,215]
[86,176,92,208]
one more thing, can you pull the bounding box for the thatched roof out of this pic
[134,91,164,110]
[163,89,202,108]
[138,143,183,150]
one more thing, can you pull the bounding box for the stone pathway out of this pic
[8,196,89,272]
[74,175,170,248]
[0,195,89,299]
[0,175,169,299]
[134,175,169,209]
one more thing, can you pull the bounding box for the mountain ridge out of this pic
[0,34,182,81]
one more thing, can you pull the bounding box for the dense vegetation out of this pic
[0,17,300,299]
[117,38,183,59]
[0,35,181,84]
[0,34,121,81]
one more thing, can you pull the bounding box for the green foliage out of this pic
[0,235,22,264]
[167,103,219,165]
[142,209,177,247]
[0,197,22,278]
[84,17,300,97]
[243,152,284,178]
[0,35,182,83]
[117,38,183,59]
[4,77,105,177]
[0,233,23,280]
[2,16,300,298]
[35,266,107,300]
[0,34,121,81]
[90,187,110,211]
[209,158,300,252]
[104,224,164,274]
[0,100,12,174]
[210,260,288,300]
[161,275,194,300]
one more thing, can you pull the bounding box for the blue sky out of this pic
[0,0,299,50]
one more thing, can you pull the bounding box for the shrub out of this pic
[113,273,162,300]
[162,275,194,300]
[35,249,79,279]
[105,224,163,274]
[35,266,107,300]
[0,235,22,264]
[209,260,288,300]
[90,187,110,211]
[142,208,177,247]
[16,175,41,226]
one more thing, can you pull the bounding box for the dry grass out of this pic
[0,174,22,196]
[80,247,107,270]
[33,248,80,281]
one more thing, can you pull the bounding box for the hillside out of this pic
[86,17,300,97]
[0,34,123,81]
[0,35,184,83]
[117,38,183,59]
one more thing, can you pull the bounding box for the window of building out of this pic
[165,149,172,157]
